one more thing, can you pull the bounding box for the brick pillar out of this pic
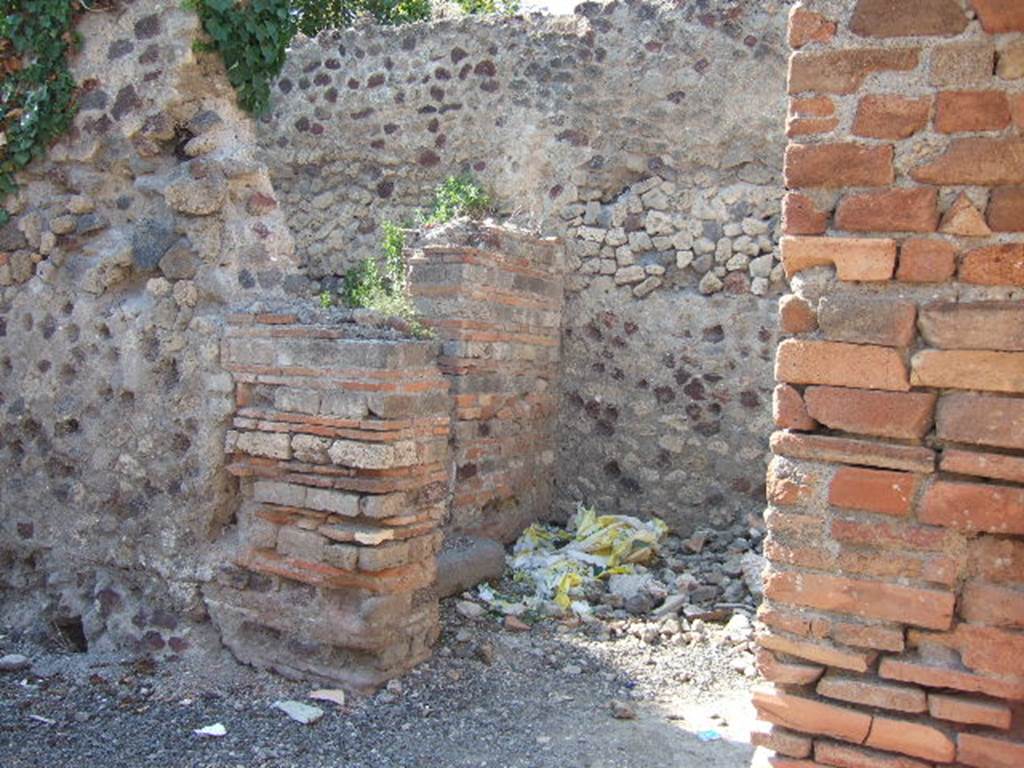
[755,2,1024,766]
[205,311,449,689]
[409,222,564,543]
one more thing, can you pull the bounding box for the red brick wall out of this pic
[207,312,450,689]
[409,223,564,543]
[755,2,1024,766]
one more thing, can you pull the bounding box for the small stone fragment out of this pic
[272,700,324,725]
[0,654,31,672]
[611,700,636,719]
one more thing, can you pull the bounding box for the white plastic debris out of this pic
[479,504,668,615]
[193,723,226,737]
[309,689,346,707]
[272,700,324,724]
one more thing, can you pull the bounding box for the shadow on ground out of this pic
[0,605,758,768]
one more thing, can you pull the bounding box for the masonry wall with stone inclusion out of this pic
[259,0,792,534]
[0,0,791,670]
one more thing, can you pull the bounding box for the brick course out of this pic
[761,4,1024,765]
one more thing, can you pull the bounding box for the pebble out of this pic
[610,700,636,719]
[272,700,324,724]
[456,600,485,619]
[0,654,31,672]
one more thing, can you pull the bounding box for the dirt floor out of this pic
[0,598,760,768]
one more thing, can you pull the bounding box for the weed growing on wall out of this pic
[337,174,493,333]
[422,174,492,225]
[0,1,81,226]
[453,0,519,16]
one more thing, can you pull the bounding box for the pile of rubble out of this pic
[450,508,765,675]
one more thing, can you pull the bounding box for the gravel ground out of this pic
[0,598,759,768]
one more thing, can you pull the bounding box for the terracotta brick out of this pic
[919,301,1024,352]
[817,296,916,347]
[785,144,895,188]
[781,237,897,281]
[817,674,926,713]
[751,724,813,759]
[759,606,816,637]
[789,7,837,49]
[930,41,996,87]
[830,621,905,653]
[774,384,817,431]
[791,96,834,118]
[771,431,935,474]
[896,238,957,283]
[828,467,919,517]
[757,648,826,686]
[961,581,1024,629]
[765,538,833,571]
[851,0,967,37]
[998,40,1024,80]
[912,138,1024,186]
[946,623,1024,677]
[814,741,931,768]
[941,448,1024,484]
[852,95,931,140]
[865,716,955,763]
[968,536,1024,584]
[987,187,1024,232]
[1011,93,1024,129]
[779,294,819,334]
[777,340,909,391]
[929,692,1012,729]
[789,49,920,96]
[783,193,829,235]
[752,687,873,744]
[970,0,1024,33]
[831,517,951,553]
[880,657,1024,699]
[835,548,960,588]
[939,193,991,237]
[764,570,955,630]
[911,350,1024,393]
[835,188,938,234]
[787,116,839,138]
[803,387,936,440]
[935,90,1012,133]
[919,480,1024,535]
[937,393,1024,450]
[767,456,820,506]
[961,243,1024,286]
[958,733,1024,768]
[761,633,876,673]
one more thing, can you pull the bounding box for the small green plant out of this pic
[318,290,334,308]
[185,0,294,114]
[333,174,493,334]
[422,174,492,226]
[0,2,81,226]
[453,0,519,16]
[292,0,431,36]
[339,221,425,331]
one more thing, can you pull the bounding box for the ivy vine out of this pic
[0,1,81,226]
[185,0,294,115]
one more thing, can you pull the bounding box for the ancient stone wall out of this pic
[258,0,792,533]
[0,3,298,656]
[754,2,1024,766]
